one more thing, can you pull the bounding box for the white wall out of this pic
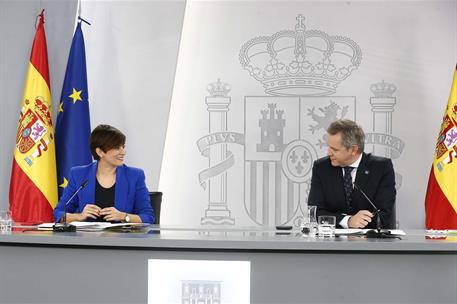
[81,0,186,190]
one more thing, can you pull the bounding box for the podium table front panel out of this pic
[0,227,456,304]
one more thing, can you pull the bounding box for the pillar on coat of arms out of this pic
[370,80,397,158]
[201,79,235,225]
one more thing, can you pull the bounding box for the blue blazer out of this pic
[53,162,154,224]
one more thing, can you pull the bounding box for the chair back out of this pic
[149,192,162,224]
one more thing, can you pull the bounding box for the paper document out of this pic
[335,229,363,235]
[37,223,56,230]
[70,221,143,231]
[360,229,406,236]
[382,229,406,236]
[335,229,406,236]
[37,221,143,231]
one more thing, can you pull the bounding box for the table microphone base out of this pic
[365,229,399,239]
[53,223,77,232]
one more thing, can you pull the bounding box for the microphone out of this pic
[352,183,394,239]
[53,180,88,232]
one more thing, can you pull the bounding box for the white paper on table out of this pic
[70,221,143,230]
[335,228,363,235]
[360,229,406,236]
[37,221,143,231]
[385,229,406,235]
[37,223,55,230]
[335,229,406,236]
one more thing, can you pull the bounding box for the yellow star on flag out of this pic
[69,88,82,104]
[59,102,64,113]
[59,177,69,189]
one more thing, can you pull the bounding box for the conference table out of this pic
[0,225,456,304]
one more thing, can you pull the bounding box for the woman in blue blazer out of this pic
[53,125,154,224]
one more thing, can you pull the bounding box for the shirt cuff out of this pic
[339,215,350,228]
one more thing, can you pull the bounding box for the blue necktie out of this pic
[343,166,355,212]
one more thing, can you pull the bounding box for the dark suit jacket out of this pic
[53,162,154,224]
[308,153,396,229]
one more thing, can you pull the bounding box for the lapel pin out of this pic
[365,170,369,174]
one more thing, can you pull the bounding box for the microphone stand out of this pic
[53,180,88,232]
[353,183,397,239]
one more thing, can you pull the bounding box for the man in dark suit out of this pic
[308,119,396,229]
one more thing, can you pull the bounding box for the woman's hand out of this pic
[99,207,125,222]
[80,204,101,221]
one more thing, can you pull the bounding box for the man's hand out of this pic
[348,210,374,228]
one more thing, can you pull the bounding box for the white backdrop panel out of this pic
[159,0,456,228]
[82,0,185,191]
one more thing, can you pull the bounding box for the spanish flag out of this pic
[9,11,57,223]
[425,65,457,229]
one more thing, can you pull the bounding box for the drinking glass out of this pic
[318,215,336,237]
[0,210,13,233]
[301,205,318,237]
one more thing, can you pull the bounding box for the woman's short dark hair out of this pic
[327,119,365,153]
[90,125,126,160]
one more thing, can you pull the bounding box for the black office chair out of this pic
[149,192,162,224]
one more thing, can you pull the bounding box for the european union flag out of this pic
[55,21,92,198]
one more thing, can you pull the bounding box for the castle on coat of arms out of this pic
[257,104,286,152]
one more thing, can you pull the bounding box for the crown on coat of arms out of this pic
[207,79,231,97]
[34,96,53,126]
[239,15,362,96]
[370,80,396,97]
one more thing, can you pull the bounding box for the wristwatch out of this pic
[124,213,131,223]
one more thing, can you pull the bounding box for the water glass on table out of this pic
[0,210,13,233]
[318,215,336,237]
[301,205,318,237]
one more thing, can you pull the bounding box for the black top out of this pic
[95,179,115,218]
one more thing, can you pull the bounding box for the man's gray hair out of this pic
[327,119,365,153]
